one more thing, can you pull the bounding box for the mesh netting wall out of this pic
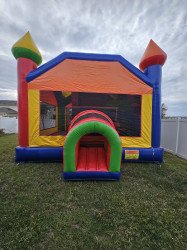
[39,91,141,137]
[69,93,141,136]
[40,102,56,130]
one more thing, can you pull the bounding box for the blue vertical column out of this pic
[145,65,162,147]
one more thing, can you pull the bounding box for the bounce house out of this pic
[12,32,167,181]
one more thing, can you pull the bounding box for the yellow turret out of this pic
[11,31,42,65]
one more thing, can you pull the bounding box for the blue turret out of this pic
[139,40,167,148]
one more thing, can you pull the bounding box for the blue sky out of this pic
[0,0,187,116]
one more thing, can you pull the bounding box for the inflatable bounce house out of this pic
[12,32,167,181]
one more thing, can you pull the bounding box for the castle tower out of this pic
[12,32,42,147]
[139,39,167,148]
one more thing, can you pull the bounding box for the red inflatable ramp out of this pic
[77,147,108,172]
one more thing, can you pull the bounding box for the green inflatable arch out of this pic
[64,121,122,172]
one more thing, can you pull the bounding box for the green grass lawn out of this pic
[0,134,187,249]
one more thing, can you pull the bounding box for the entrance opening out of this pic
[76,134,110,172]
[63,110,122,174]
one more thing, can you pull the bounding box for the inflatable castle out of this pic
[12,32,167,181]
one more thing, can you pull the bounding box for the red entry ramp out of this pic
[77,147,108,172]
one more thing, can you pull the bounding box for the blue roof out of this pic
[26,51,154,86]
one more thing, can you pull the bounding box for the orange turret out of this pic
[139,39,167,71]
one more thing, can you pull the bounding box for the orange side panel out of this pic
[29,59,152,95]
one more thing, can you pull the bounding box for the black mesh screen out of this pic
[40,102,56,130]
[68,93,141,136]
[39,91,141,137]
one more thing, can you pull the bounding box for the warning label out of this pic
[125,150,139,159]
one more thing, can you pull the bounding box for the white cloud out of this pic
[0,88,17,100]
[0,0,187,115]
